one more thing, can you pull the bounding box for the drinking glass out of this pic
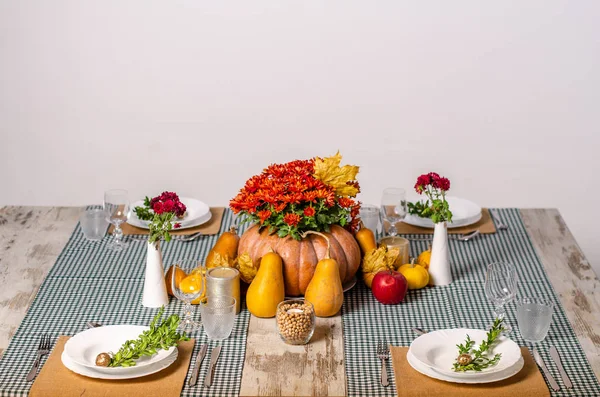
[359,204,380,233]
[200,295,237,341]
[103,189,129,251]
[172,259,205,333]
[380,188,407,237]
[80,209,109,241]
[516,297,554,343]
[485,262,518,332]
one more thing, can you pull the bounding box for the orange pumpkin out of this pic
[238,224,361,296]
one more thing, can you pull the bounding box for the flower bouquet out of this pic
[230,152,363,296]
[409,172,453,286]
[133,191,187,307]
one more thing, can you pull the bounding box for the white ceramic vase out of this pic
[142,241,169,308]
[428,222,452,286]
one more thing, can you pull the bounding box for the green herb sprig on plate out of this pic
[107,307,189,367]
[453,318,505,372]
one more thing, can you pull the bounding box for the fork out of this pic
[26,334,51,381]
[406,230,481,242]
[377,339,390,387]
[127,232,204,242]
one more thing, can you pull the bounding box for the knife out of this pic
[534,348,560,391]
[188,344,208,387]
[550,345,573,389]
[204,346,222,387]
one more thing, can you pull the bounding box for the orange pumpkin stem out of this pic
[229,226,238,234]
[410,257,416,268]
[301,230,331,258]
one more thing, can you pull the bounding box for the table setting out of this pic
[0,152,599,396]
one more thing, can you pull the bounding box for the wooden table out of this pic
[1,206,599,396]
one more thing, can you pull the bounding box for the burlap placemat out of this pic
[109,207,225,236]
[391,346,550,397]
[30,336,195,397]
[387,208,497,235]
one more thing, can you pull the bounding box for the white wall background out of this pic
[1,1,599,272]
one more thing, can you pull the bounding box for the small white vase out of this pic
[142,241,169,308]
[428,222,452,286]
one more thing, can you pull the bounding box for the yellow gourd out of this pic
[355,221,377,255]
[303,231,344,317]
[398,258,429,290]
[206,226,240,268]
[417,245,432,270]
[246,251,285,318]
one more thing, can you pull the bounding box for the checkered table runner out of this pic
[343,208,600,396]
[0,208,250,397]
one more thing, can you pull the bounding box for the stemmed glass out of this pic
[103,189,129,251]
[380,188,407,237]
[485,262,518,332]
[172,259,206,333]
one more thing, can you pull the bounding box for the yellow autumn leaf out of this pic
[361,245,400,288]
[314,151,360,197]
[236,253,259,284]
[206,251,233,269]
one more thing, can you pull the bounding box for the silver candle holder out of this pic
[206,267,241,314]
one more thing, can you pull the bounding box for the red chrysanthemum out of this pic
[283,213,302,227]
[153,201,164,214]
[173,222,181,229]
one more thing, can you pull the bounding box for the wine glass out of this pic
[172,259,205,333]
[103,189,129,251]
[380,188,407,236]
[485,262,518,332]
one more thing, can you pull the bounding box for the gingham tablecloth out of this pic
[0,208,250,397]
[1,208,600,396]
[343,208,600,396]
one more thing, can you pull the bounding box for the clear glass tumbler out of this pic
[80,209,108,241]
[200,295,237,341]
[516,297,554,343]
[359,204,380,233]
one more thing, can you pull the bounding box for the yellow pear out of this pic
[303,231,344,317]
[246,251,285,318]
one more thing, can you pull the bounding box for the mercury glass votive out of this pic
[206,267,241,314]
[379,236,410,267]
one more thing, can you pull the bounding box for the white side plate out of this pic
[403,197,482,229]
[407,349,524,384]
[127,197,211,230]
[64,325,176,374]
[61,349,178,380]
[409,328,522,378]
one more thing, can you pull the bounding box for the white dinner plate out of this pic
[403,196,481,229]
[127,197,211,230]
[407,349,524,384]
[61,348,178,380]
[409,328,522,378]
[64,325,176,374]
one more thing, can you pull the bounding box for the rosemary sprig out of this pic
[453,318,505,372]
[108,307,189,367]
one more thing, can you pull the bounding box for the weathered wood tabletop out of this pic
[0,207,599,396]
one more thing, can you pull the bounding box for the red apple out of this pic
[371,270,408,304]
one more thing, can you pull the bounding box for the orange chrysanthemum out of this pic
[229,153,361,239]
[283,213,302,227]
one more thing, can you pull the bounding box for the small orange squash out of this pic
[355,221,377,255]
[206,226,239,268]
